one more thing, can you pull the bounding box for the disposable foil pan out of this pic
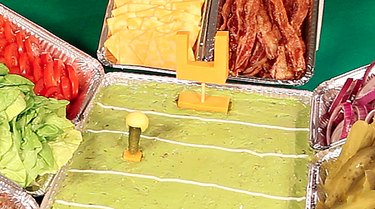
[0,4,105,196]
[305,141,344,209]
[309,65,369,150]
[97,0,320,86]
[0,174,39,209]
[41,72,312,209]
[202,0,319,86]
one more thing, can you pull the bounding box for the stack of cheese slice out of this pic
[104,0,204,70]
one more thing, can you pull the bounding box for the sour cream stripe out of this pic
[86,129,308,159]
[69,169,306,202]
[54,200,114,209]
[97,102,309,132]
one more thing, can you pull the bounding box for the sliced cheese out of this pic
[106,0,203,70]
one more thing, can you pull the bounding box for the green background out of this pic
[2,0,375,91]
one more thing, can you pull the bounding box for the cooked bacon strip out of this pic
[289,0,310,36]
[256,1,280,60]
[266,0,305,72]
[233,0,260,74]
[270,46,294,79]
[219,0,234,30]
[242,41,267,75]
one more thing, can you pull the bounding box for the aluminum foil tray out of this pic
[0,4,105,124]
[0,4,105,196]
[309,65,369,150]
[41,72,312,209]
[305,141,344,209]
[97,0,320,86]
[0,174,39,209]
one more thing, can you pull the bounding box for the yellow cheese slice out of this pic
[106,0,203,70]
[171,0,203,16]
[114,0,130,8]
[107,15,142,34]
[130,30,154,63]
[144,38,165,68]
[104,30,144,65]
[112,4,155,16]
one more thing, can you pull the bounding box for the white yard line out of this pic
[54,200,114,209]
[86,129,308,159]
[97,102,309,132]
[69,169,306,202]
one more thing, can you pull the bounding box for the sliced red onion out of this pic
[328,78,354,114]
[353,104,368,120]
[365,109,375,123]
[326,102,354,144]
[350,79,363,100]
[355,88,375,105]
[340,102,354,139]
[331,120,344,143]
[358,61,375,94]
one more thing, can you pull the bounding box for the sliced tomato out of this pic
[23,74,34,82]
[32,57,42,81]
[0,56,5,63]
[66,64,79,99]
[15,30,25,53]
[53,59,64,84]
[9,66,20,75]
[4,42,19,68]
[4,21,16,42]
[25,35,40,60]
[40,53,52,64]
[43,61,56,88]
[34,78,44,95]
[0,38,8,53]
[19,52,31,76]
[44,86,59,97]
[60,76,72,100]
[3,21,15,43]
[52,93,64,100]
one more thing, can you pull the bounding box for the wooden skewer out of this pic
[201,82,206,103]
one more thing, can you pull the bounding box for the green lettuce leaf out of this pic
[0,64,82,187]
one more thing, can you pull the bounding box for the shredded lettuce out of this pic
[0,65,82,187]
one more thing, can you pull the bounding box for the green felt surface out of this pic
[2,0,375,91]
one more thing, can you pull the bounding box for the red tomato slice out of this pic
[40,53,52,64]
[0,56,5,63]
[44,86,59,97]
[60,76,72,100]
[23,74,34,82]
[43,62,56,88]
[0,38,7,53]
[54,93,64,100]
[15,30,25,53]
[34,78,44,95]
[32,57,42,81]
[9,66,20,75]
[66,64,79,99]
[19,52,31,76]
[25,36,40,60]
[3,21,15,43]
[53,59,64,84]
[4,42,19,68]
[0,16,5,27]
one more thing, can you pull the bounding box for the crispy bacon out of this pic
[266,0,306,72]
[219,0,233,31]
[233,0,260,74]
[285,0,310,36]
[218,0,310,79]
[242,41,267,76]
[270,46,294,79]
[256,1,280,60]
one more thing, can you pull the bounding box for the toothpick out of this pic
[201,82,206,103]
